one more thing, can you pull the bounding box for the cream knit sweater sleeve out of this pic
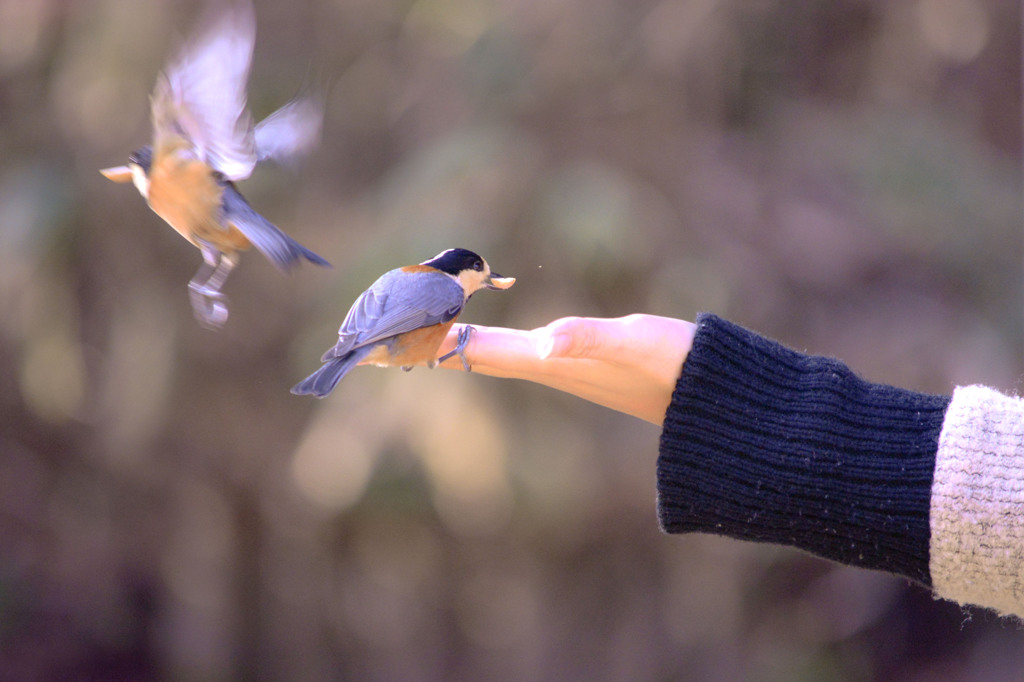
[930,385,1024,619]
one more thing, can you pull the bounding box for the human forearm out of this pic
[438,310,1024,618]
[657,314,950,586]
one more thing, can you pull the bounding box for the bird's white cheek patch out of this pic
[130,164,151,199]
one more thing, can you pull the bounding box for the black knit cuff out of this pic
[657,314,951,586]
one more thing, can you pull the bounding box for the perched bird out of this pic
[100,1,329,329]
[291,248,515,398]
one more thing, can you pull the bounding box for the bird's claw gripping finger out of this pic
[437,325,474,372]
[188,281,230,329]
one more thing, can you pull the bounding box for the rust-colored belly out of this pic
[147,153,251,253]
[363,321,456,368]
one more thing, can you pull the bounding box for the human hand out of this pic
[436,315,696,425]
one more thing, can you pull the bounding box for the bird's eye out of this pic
[473,260,483,271]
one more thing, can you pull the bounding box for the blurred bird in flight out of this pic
[101,0,329,329]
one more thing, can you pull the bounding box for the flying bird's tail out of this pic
[221,184,331,269]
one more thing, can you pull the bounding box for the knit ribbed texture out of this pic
[657,314,950,585]
[931,385,1024,618]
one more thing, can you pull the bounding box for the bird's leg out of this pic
[436,325,474,372]
[188,246,235,329]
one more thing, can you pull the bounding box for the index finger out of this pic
[437,324,545,378]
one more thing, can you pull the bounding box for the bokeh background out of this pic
[0,0,1021,679]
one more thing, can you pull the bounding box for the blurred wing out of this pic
[325,270,465,358]
[221,184,330,270]
[152,2,257,181]
[254,96,323,165]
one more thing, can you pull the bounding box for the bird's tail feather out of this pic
[293,240,331,267]
[291,346,372,398]
[222,184,331,270]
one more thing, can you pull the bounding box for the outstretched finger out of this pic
[437,324,543,376]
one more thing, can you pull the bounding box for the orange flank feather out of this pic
[361,321,456,368]
[146,149,251,253]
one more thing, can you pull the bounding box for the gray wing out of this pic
[152,2,257,181]
[254,96,323,165]
[323,269,465,359]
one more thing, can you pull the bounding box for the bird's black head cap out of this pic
[128,146,154,173]
[423,248,486,276]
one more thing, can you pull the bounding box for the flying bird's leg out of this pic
[188,245,235,329]
[437,325,474,372]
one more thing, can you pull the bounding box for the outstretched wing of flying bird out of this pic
[151,2,258,181]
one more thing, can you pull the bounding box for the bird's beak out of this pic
[99,165,134,183]
[485,273,516,290]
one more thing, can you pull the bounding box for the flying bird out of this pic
[100,1,329,328]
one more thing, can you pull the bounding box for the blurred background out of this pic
[0,0,1021,679]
